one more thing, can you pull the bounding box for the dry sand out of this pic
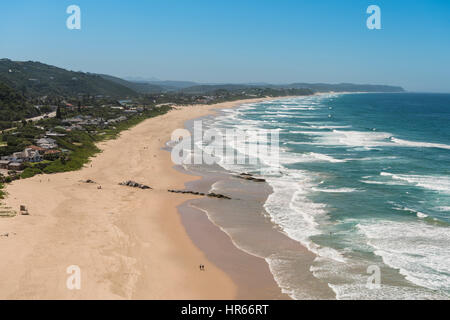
[0,97,285,300]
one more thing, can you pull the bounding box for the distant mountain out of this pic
[0,59,137,98]
[122,79,200,91]
[99,74,164,94]
[180,84,252,94]
[0,58,405,100]
[145,80,199,91]
[281,83,405,93]
[179,82,405,94]
[124,76,161,82]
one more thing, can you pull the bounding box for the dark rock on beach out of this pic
[235,173,266,183]
[167,189,231,199]
[207,193,232,200]
[119,180,152,190]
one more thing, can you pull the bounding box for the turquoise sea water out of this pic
[205,93,450,299]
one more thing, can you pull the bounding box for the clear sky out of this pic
[1,0,449,92]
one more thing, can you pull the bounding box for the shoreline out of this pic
[0,96,288,299]
[176,97,336,300]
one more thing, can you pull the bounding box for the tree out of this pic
[56,106,62,119]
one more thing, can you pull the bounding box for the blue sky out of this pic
[1,0,449,92]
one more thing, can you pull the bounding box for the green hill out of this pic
[283,83,405,93]
[180,83,405,94]
[99,74,164,94]
[0,82,40,123]
[0,59,137,98]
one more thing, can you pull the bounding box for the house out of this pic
[12,148,43,163]
[43,150,62,160]
[66,125,84,131]
[28,145,47,155]
[36,137,57,150]
[107,116,127,125]
[0,160,11,169]
[8,162,24,171]
[46,131,66,137]
[64,116,84,124]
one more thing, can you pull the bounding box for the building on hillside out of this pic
[12,148,43,163]
[36,137,57,150]
[0,160,11,169]
[27,145,47,155]
[46,131,66,137]
[43,149,62,160]
[8,162,25,171]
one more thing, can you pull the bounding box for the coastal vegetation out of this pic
[0,105,172,183]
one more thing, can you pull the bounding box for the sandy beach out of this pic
[0,97,286,300]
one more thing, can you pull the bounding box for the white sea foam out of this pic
[391,137,450,150]
[392,205,429,219]
[263,169,346,263]
[381,172,450,195]
[265,255,318,300]
[288,128,450,151]
[312,187,361,193]
[284,152,347,163]
[357,220,450,293]
[203,95,450,300]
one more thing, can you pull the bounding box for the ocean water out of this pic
[191,93,450,300]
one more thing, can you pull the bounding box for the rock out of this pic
[119,181,152,190]
[235,173,266,183]
[240,173,253,177]
[207,193,232,200]
[85,179,96,184]
[167,190,228,199]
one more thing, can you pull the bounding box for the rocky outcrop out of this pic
[82,179,96,184]
[119,181,152,190]
[207,193,232,200]
[235,173,266,183]
[167,190,231,200]
[168,189,206,196]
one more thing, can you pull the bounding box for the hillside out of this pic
[180,84,251,94]
[99,74,164,94]
[281,83,405,93]
[179,82,405,94]
[0,59,137,98]
[145,80,199,91]
[0,82,40,123]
